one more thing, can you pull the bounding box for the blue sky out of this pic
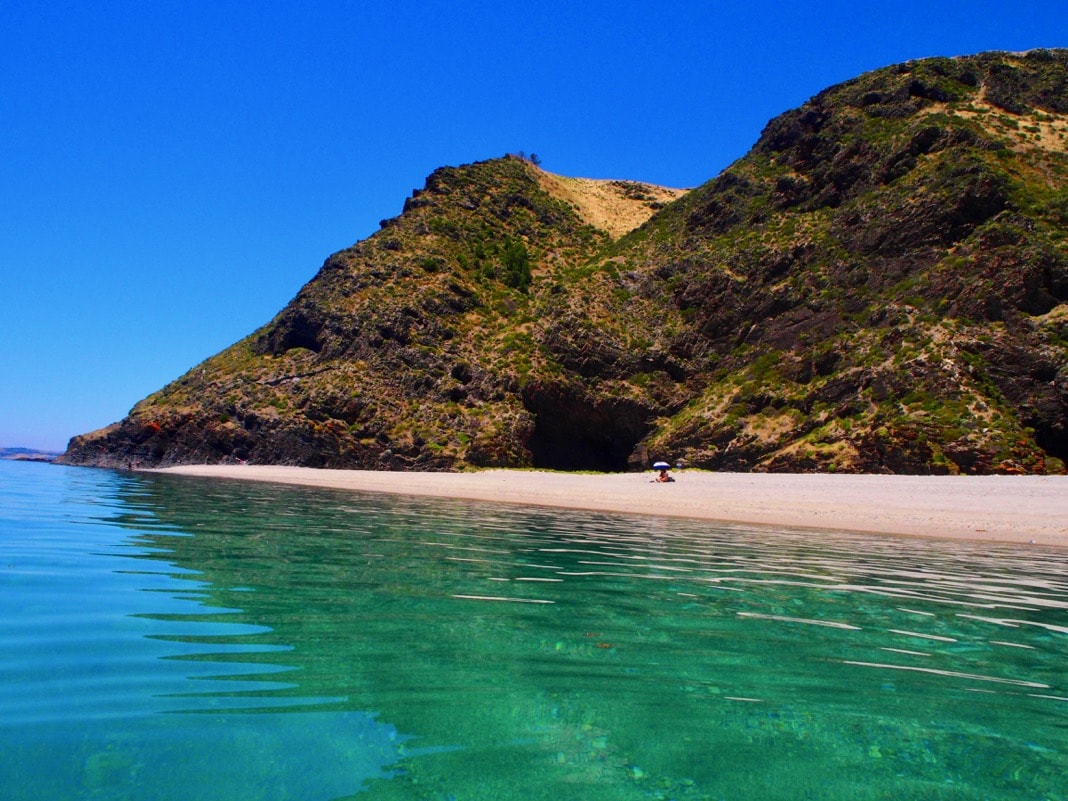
[3,1,1066,451]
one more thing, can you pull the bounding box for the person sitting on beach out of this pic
[653,467,675,483]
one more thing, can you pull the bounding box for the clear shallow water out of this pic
[1,461,1066,800]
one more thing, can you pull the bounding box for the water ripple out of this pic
[5,464,1067,801]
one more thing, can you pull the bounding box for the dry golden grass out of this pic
[924,96,1068,154]
[534,169,688,238]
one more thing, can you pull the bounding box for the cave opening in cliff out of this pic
[1034,419,1068,467]
[523,386,648,472]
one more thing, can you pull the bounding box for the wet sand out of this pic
[151,465,1068,547]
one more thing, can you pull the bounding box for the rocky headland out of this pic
[61,51,1068,475]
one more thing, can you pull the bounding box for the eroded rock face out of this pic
[62,51,1068,475]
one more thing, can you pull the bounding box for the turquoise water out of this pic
[1,461,1066,800]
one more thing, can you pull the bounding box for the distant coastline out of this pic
[0,447,60,463]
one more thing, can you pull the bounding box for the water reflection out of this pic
[5,460,1067,801]
[0,463,406,801]
[113,471,1068,801]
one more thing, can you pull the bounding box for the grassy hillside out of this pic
[62,51,1068,474]
[582,51,1068,473]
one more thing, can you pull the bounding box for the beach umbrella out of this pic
[652,461,671,470]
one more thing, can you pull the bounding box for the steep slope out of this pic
[62,50,1068,474]
[63,158,683,470]
[598,50,1068,473]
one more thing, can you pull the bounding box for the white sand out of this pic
[152,465,1068,547]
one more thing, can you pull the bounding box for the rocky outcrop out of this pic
[61,51,1068,475]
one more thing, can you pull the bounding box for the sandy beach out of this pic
[152,465,1068,547]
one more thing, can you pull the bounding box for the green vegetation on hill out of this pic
[62,51,1068,474]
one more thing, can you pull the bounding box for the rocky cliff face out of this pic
[62,51,1068,474]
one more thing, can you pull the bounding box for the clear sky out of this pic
[2,0,1066,452]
